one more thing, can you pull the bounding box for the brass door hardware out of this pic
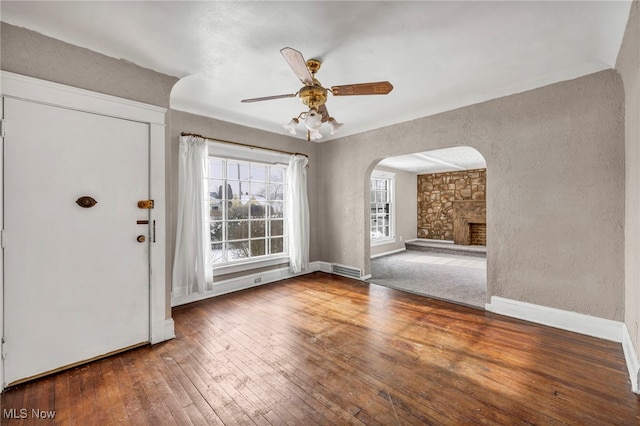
[137,200,154,209]
[136,220,149,225]
[136,235,146,243]
[76,196,97,208]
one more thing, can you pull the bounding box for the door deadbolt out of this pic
[137,235,146,243]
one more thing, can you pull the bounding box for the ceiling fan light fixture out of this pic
[303,108,323,132]
[328,117,343,135]
[309,130,323,141]
[243,47,392,140]
[283,117,299,135]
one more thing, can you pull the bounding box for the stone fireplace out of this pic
[417,168,486,242]
[452,201,486,245]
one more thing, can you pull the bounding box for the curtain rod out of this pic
[180,132,309,158]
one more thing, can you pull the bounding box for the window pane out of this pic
[270,168,284,183]
[250,164,267,181]
[228,203,249,220]
[209,201,222,219]
[209,159,224,178]
[228,161,250,180]
[268,183,284,201]
[210,221,223,242]
[270,220,284,236]
[250,220,266,238]
[210,243,224,264]
[270,237,284,254]
[228,240,249,260]
[227,220,248,240]
[249,202,267,219]
[269,202,284,218]
[251,239,266,257]
[208,179,223,198]
[250,181,267,199]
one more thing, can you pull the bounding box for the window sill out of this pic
[212,255,290,277]
[371,237,396,247]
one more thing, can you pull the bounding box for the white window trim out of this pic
[208,140,290,165]
[370,169,396,246]
[207,141,289,275]
[212,255,290,276]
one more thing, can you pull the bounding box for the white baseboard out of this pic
[151,318,175,344]
[371,247,406,259]
[172,261,327,307]
[623,323,640,393]
[485,296,623,342]
[485,297,640,393]
[317,261,332,273]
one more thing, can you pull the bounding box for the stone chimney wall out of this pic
[417,168,486,240]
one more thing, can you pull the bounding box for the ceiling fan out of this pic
[241,47,393,141]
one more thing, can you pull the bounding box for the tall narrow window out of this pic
[207,155,288,265]
[370,170,395,245]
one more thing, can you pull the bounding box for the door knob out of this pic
[137,235,146,243]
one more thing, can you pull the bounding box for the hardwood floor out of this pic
[1,272,639,425]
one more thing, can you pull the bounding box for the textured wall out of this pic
[319,70,625,320]
[0,23,177,107]
[616,0,640,371]
[369,166,418,258]
[417,169,486,240]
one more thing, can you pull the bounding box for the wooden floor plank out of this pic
[98,356,134,424]
[155,344,225,426]
[183,322,310,425]
[2,272,639,425]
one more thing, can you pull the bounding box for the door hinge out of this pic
[1,229,5,249]
[137,199,154,209]
[0,119,5,137]
[1,339,6,360]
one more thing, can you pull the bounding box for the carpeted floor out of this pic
[368,250,487,309]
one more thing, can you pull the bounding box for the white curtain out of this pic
[286,154,310,273]
[172,135,212,297]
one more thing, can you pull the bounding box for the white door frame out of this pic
[0,71,174,390]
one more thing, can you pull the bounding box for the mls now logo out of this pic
[3,408,56,419]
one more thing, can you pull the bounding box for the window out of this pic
[370,170,395,245]
[207,151,288,267]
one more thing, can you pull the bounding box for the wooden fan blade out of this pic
[241,93,296,103]
[280,47,314,86]
[331,81,394,96]
[318,104,330,122]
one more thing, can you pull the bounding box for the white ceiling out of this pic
[0,1,632,171]
[378,146,486,174]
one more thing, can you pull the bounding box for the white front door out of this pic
[3,97,151,385]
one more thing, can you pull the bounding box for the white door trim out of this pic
[0,71,172,389]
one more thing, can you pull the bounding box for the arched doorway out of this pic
[367,146,487,309]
